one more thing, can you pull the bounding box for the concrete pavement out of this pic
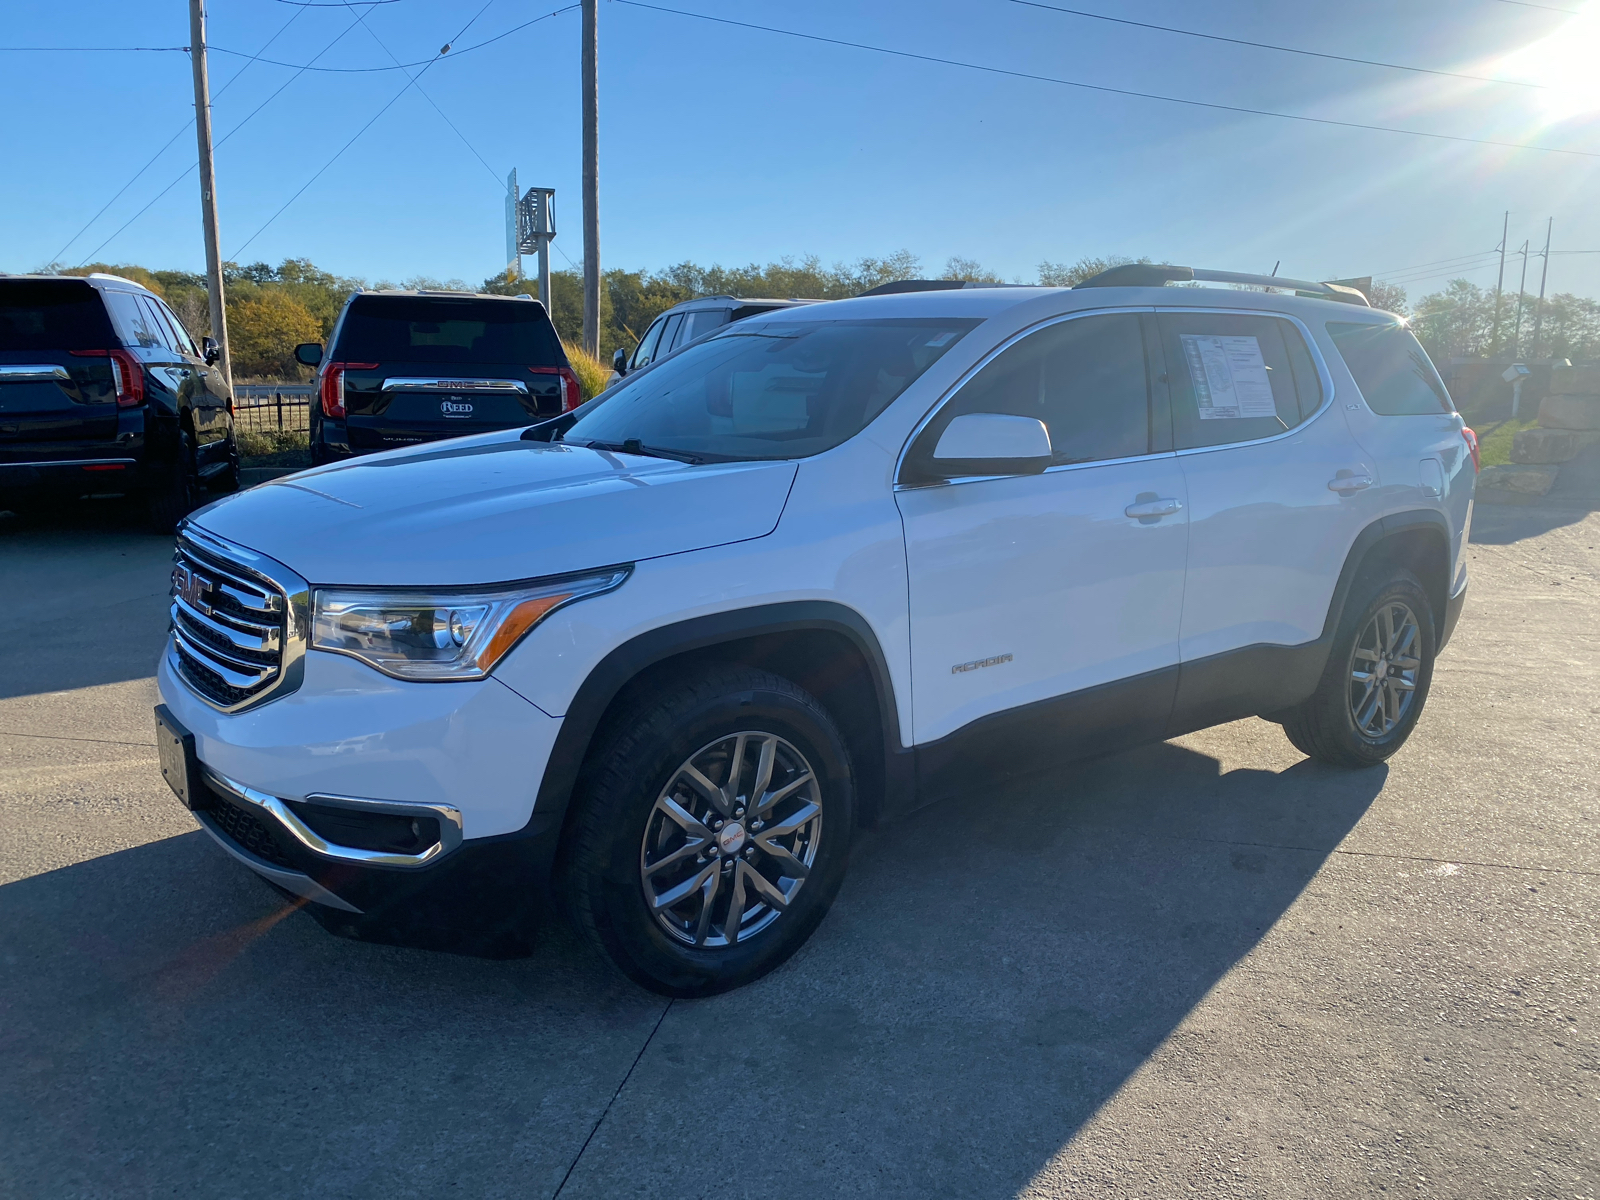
[0,501,1595,1198]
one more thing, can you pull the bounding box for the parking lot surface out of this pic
[1,502,1596,1199]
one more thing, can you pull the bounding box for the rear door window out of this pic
[0,279,116,350]
[333,295,564,364]
[1326,321,1453,415]
[915,312,1153,467]
[681,309,729,344]
[1158,312,1322,450]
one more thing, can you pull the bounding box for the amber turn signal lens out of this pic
[475,594,570,671]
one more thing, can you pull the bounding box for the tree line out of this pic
[49,253,1599,378]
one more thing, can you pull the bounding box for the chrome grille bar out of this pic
[168,526,309,713]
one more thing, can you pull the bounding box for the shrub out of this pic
[564,342,611,401]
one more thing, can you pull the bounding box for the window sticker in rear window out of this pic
[1180,334,1277,420]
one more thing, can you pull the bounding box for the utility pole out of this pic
[1531,217,1553,361]
[1511,240,1530,359]
[188,0,230,386]
[581,0,600,357]
[1490,210,1509,357]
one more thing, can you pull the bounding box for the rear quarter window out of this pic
[0,280,117,351]
[1326,321,1453,415]
[333,296,565,365]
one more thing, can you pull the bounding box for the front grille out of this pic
[170,536,289,710]
[206,794,294,867]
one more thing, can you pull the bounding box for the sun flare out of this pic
[1497,1,1600,120]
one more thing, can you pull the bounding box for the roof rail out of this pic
[858,279,1022,297]
[1073,264,1369,306]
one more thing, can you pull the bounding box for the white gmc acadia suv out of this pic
[154,264,1477,996]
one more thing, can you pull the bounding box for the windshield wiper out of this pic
[579,438,704,466]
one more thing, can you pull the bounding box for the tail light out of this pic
[70,348,145,407]
[319,363,377,420]
[530,366,584,412]
[1461,426,1481,473]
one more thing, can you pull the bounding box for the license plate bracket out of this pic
[154,704,205,811]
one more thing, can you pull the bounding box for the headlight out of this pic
[311,569,628,681]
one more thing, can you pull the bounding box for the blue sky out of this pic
[5,0,1599,303]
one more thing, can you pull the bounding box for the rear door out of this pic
[0,279,121,456]
[1156,308,1375,727]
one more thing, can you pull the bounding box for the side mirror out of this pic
[202,337,220,366]
[930,413,1052,477]
[612,347,628,375]
[295,342,324,368]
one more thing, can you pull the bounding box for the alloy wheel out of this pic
[1348,600,1421,739]
[639,731,822,948]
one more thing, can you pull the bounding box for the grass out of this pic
[237,427,310,468]
[1472,415,1539,470]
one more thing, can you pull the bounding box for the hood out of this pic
[192,431,798,586]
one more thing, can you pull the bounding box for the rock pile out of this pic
[1479,364,1600,502]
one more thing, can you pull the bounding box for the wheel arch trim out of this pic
[1324,509,1453,644]
[521,601,910,843]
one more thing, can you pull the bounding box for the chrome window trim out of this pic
[169,524,309,714]
[0,458,137,469]
[0,364,72,382]
[894,305,1158,490]
[380,376,530,394]
[1152,306,1337,459]
[202,767,463,869]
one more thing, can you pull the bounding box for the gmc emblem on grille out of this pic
[440,399,474,417]
[172,563,213,614]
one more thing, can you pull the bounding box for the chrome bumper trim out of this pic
[194,811,362,913]
[202,767,464,869]
[0,457,138,469]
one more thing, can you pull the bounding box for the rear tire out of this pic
[147,430,200,534]
[1281,569,1436,767]
[561,665,854,997]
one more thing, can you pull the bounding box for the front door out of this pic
[896,311,1190,790]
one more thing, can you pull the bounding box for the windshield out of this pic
[564,318,978,461]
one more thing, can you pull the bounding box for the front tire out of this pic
[1281,569,1436,767]
[562,665,854,997]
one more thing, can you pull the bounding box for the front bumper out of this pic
[158,644,566,953]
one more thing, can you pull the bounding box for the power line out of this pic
[50,3,312,264]
[230,2,575,259]
[1368,249,1501,277]
[0,45,186,52]
[340,0,504,186]
[617,1,1600,160]
[77,7,372,264]
[206,7,577,72]
[1491,0,1582,13]
[1006,0,1544,89]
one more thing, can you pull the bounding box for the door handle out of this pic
[1328,473,1374,493]
[1124,497,1184,518]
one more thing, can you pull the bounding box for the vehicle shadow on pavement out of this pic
[0,736,1385,1198]
[0,510,174,703]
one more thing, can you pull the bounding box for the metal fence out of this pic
[233,384,313,434]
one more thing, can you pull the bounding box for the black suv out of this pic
[0,273,237,531]
[298,290,579,464]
